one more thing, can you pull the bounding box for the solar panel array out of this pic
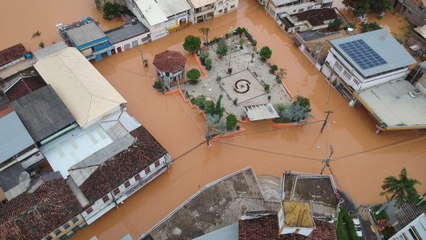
[339,39,387,70]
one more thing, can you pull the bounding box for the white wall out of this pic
[112,32,150,54]
[389,213,426,240]
[325,49,410,91]
[268,1,321,19]
[214,0,239,16]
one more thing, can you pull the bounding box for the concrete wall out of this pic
[325,49,410,91]
[111,32,150,54]
[267,1,322,20]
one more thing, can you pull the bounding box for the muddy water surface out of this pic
[1,1,425,239]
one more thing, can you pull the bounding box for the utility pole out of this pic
[320,145,334,175]
[140,50,145,64]
[320,110,333,133]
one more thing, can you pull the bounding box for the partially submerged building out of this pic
[280,8,338,33]
[389,213,426,240]
[322,29,417,98]
[188,0,239,23]
[57,17,113,61]
[153,50,187,88]
[407,25,426,57]
[264,0,333,21]
[126,0,169,40]
[155,0,192,29]
[106,20,151,54]
[395,0,426,26]
[0,44,34,79]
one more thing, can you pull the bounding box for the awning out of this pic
[243,103,279,121]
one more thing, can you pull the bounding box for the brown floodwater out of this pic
[1,1,425,239]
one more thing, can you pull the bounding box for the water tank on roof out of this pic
[24,53,32,59]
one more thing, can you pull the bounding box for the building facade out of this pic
[266,0,333,21]
[280,8,338,33]
[396,0,426,26]
[321,29,416,99]
[106,20,151,54]
[188,0,239,23]
[153,50,187,88]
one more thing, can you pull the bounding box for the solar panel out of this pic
[339,39,387,70]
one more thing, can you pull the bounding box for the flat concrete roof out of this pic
[65,22,106,46]
[134,0,168,26]
[244,103,279,121]
[330,29,416,78]
[354,79,426,129]
[193,224,238,240]
[106,21,149,44]
[156,0,191,17]
[187,0,216,8]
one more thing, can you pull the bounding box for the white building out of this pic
[280,8,338,33]
[126,0,169,40]
[265,0,333,20]
[188,0,239,23]
[155,0,192,30]
[389,213,426,240]
[322,29,417,99]
[106,20,151,54]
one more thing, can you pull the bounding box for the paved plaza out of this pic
[184,34,291,119]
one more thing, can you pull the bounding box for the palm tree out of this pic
[381,168,421,208]
[199,27,210,45]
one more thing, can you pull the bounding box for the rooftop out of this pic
[141,167,275,240]
[65,22,107,46]
[291,8,337,26]
[244,103,280,121]
[106,21,150,44]
[270,0,298,7]
[187,0,216,8]
[0,90,12,118]
[34,47,127,128]
[414,25,426,39]
[4,74,47,101]
[0,44,26,67]
[330,29,416,78]
[0,179,83,240]
[193,224,239,240]
[283,201,315,228]
[153,50,187,73]
[33,41,68,60]
[354,79,426,129]
[239,214,337,240]
[0,163,26,192]
[11,85,76,142]
[133,0,168,26]
[155,0,191,17]
[79,126,168,203]
[0,112,35,164]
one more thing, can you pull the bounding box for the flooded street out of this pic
[1,0,425,239]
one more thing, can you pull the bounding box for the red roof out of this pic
[292,8,337,27]
[239,214,337,240]
[153,50,186,73]
[0,44,27,67]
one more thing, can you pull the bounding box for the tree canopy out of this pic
[187,68,201,84]
[183,35,201,53]
[381,168,421,208]
[361,22,382,33]
[259,46,272,60]
[216,41,228,58]
[103,1,122,20]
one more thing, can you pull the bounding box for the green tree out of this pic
[259,46,272,61]
[215,94,224,118]
[199,27,210,45]
[277,68,287,81]
[381,168,421,208]
[235,27,246,38]
[296,96,311,111]
[270,65,278,74]
[103,2,122,20]
[361,22,382,32]
[186,68,201,85]
[226,114,238,130]
[183,35,201,53]
[216,40,228,58]
[328,19,342,31]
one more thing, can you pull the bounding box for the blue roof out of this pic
[330,29,416,78]
[0,112,35,164]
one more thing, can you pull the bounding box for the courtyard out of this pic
[184,34,291,119]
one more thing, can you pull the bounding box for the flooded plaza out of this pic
[1,0,425,239]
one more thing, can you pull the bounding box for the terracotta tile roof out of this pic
[239,214,337,240]
[5,75,47,101]
[79,126,168,203]
[0,44,27,67]
[292,8,337,27]
[0,179,83,240]
[153,50,186,73]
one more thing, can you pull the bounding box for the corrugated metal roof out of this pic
[330,29,417,78]
[34,41,68,60]
[243,103,279,121]
[65,22,106,46]
[106,21,150,44]
[34,47,127,128]
[156,0,191,17]
[134,0,168,26]
[0,112,35,163]
[12,85,76,142]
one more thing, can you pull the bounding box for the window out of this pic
[145,167,151,174]
[63,223,70,229]
[124,181,131,188]
[334,62,343,72]
[353,78,360,86]
[72,216,79,224]
[230,5,235,8]
[154,160,160,168]
[408,228,420,240]
[86,207,93,214]
[343,70,351,80]
[113,188,120,195]
[102,195,110,203]
[410,226,422,240]
[54,228,62,235]
[135,174,141,181]
[45,236,53,240]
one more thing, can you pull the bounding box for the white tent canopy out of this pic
[35,47,126,128]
